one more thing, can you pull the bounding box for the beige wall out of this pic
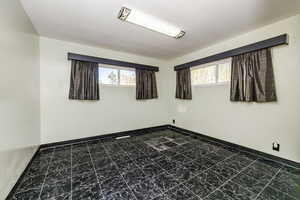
[39,37,171,144]
[169,14,300,163]
[0,0,40,198]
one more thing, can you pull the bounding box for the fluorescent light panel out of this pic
[118,7,185,39]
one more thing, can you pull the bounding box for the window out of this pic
[191,59,231,86]
[99,65,136,86]
[218,62,231,83]
[120,69,135,86]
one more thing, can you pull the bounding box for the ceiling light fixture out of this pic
[118,7,185,39]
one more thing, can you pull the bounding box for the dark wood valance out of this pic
[68,52,159,72]
[174,34,288,71]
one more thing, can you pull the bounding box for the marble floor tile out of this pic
[183,176,216,198]
[93,157,113,169]
[96,163,120,182]
[269,171,300,198]
[141,163,164,179]
[194,156,217,167]
[169,165,195,182]
[72,161,94,175]
[122,168,147,186]
[152,144,170,152]
[72,171,98,188]
[8,129,299,200]
[133,155,153,167]
[126,151,146,160]
[110,151,130,162]
[238,151,258,161]
[17,174,45,192]
[146,151,165,161]
[130,178,162,200]
[45,168,71,184]
[49,160,71,172]
[105,146,124,155]
[243,158,282,178]
[32,154,52,164]
[256,186,297,200]
[12,188,41,200]
[155,157,179,171]
[52,152,71,163]
[172,138,189,145]
[204,151,229,163]
[153,172,180,192]
[26,160,50,177]
[183,160,210,175]
[104,187,136,200]
[47,192,71,200]
[198,143,219,153]
[90,151,109,160]
[152,194,170,200]
[101,175,128,196]
[171,153,192,165]
[189,197,202,200]
[72,153,92,165]
[164,142,178,148]
[116,160,139,173]
[282,165,300,176]
[72,183,102,200]
[210,163,239,179]
[198,170,228,188]
[40,178,71,199]
[221,155,254,172]
[166,185,198,200]
[232,172,270,194]
[182,148,210,160]
[89,145,106,154]
[204,190,233,200]
[161,149,179,158]
[220,181,256,200]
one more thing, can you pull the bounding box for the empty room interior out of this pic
[1,0,300,199]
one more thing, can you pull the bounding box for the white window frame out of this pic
[98,64,136,87]
[191,58,231,87]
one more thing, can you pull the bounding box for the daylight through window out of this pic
[99,65,136,86]
[191,59,231,86]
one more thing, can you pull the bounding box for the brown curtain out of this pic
[230,48,276,102]
[69,60,99,100]
[136,69,158,100]
[176,68,192,99]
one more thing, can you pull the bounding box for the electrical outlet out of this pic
[272,142,280,151]
[172,119,176,124]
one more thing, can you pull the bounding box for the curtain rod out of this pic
[68,52,159,72]
[174,34,288,71]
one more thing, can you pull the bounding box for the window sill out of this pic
[99,84,135,88]
[192,82,230,88]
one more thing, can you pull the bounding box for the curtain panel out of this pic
[69,60,99,100]
[136,69,158,100]
[230,48,277,102]
[175,68,192,100]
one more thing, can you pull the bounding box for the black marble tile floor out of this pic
[9,129,300,200]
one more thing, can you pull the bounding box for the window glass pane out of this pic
[191,65,216,85]
[218,62,231,83]
[99,67,119,85]
[120,69,136,86]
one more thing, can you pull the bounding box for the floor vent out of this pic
[115,135,131,140]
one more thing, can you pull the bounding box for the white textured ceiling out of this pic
[21,0,300,59]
